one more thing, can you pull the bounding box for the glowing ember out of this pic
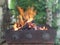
[39,26,48,30]
[13,6,48,31]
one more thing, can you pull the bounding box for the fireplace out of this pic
[2,0,56,45]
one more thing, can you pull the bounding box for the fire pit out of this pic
[2,6,56,45]
[4,24,56,45]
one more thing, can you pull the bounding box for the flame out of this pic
[13,6,48,31]
[13,6,36,31]
[25,7,36,22]
[13,23,21,31]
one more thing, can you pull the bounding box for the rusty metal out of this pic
[4,25,56,44]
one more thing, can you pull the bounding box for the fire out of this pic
[13,6,36,31]
[13,23,21,31]
[13,6,48,31]
[39,26,48,30]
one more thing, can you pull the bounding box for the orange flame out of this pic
[13,6,36,31]
[13,6,48,31]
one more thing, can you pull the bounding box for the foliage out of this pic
[8,0,16,9]
[16,0,46,13]
[8,0,46,24]
[34,12,46,24]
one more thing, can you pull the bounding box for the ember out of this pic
[13,6,48,31]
